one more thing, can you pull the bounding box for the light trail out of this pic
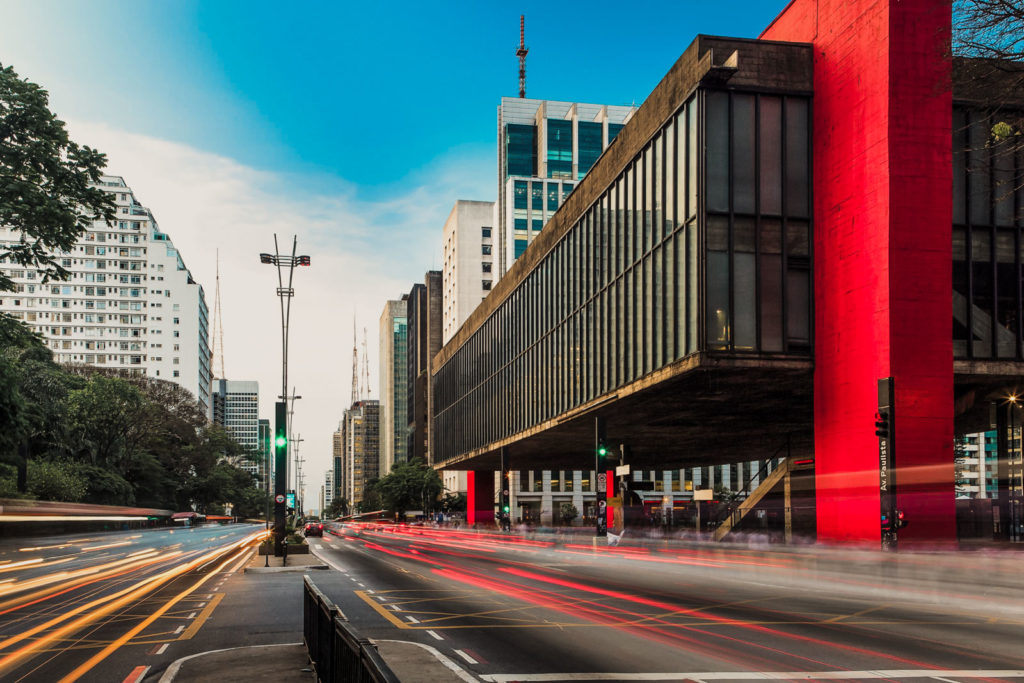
[0,529,266,678]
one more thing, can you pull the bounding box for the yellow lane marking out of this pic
[823,604,891,623]
[356,590,410,629]
[178,592,225,640]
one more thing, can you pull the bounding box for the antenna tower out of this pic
[211,250,226,378]
[361,327,371,399]
[516,15,529,98]
[350,317,359,406]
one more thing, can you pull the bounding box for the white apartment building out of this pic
[441,200,496,345]
[0,175,212,413]
[324,468,334,510]
[497,97,636,276]
[212,379,260,480]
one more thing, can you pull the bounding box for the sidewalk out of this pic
[159,547,470,682]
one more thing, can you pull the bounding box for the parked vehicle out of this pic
[304,522,324,537]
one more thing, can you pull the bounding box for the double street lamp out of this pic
[260,236,311,554]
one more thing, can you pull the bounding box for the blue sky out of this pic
[1,0,790,503]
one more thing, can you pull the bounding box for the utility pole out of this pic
[259,236,311,555]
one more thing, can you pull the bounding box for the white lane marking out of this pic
[405,616,419,623]
[187,612,197,619]
[155,643,169,655]
[426,630,444,641]
[376,595,388,601]
[173,625,184,634]
[366,589,375,594]
[453,649,478,665]
[375,640,475,683]
[357,583,366,587]
[478,672,1024,682]
[196,602,206,608]
[931,679,962,683]
[388,604,402,611]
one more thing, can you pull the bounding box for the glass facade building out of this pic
[436,38,814,467]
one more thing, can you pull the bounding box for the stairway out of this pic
[712,456,813,542]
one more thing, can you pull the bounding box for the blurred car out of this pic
[303,522,324,537]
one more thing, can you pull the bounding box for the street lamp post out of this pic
[260,236,311,555]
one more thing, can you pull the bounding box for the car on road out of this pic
[303,522,324,537]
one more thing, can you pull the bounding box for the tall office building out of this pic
[497,98,636,276]
[332,423,344,503]
[211,379,260,480]
[258,418,272,493]
[324,468,334,511]
[442,201,496,344]
[407,273,442,463]
[379,298,409,476]
[0,175,212,413]
[341,400,380,506]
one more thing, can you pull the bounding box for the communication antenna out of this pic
[361,327,371,399]
[516,15,529,98]
[350,317,359,406]
[211,250,226,379]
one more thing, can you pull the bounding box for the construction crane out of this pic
[516,15,529,99]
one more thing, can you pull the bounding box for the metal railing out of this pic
[302,575,399,683]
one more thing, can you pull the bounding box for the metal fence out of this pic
[303,575,400,683]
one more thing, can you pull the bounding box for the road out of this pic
[309,523,1024,682]
[0,523,266,682]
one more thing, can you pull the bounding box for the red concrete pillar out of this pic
[466,471,495,527]
[763,0,955,545]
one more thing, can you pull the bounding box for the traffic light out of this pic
[874,411,890,439]
[275,426,287,450]
[298,255,311,266]
[597,443,608,457]
[881,511,891,533]
[895,509,907,529]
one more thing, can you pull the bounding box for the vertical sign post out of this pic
[876,377,896,550]
[595,416,607,537]
[499,446,511,531]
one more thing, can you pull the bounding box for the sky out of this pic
[0,0,789,510]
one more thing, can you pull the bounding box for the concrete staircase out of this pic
[713,456,814,542]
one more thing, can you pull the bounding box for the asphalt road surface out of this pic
[308,523,1024,683]
[0,523,266,682]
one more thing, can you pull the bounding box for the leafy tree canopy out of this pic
[0,62,116,292]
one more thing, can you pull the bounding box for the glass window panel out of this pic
[532,183,543,210]
[514,180,528,209]
[654,245,664,367]
[786,270,810,344]
[971,228,993,357]
[562,183,574,201]
[654,131,664,245]
[734,252,756,350]
[760,254,784,351]
[735,216,756,253]
[996,229,1017,357]
[578,121,603,179]
[733,94,756,215]
[761,218,782,254]
[626,164,635,265]
[687,221,698,353]
[759,96,783,215]
[707,91,730,213]
[665,119,676,237]
[547,119,573,180]
[506,124,537,177]
[786,220,810,257]
[968,114,991,226]
[676,229,687,358]
[666,233,676,360]
[608,123,625,143]
[708,215,729,251]
[645,145,654,253]
[994,138,1015,226]
[687,100,698,221]
[645,254,654,373]
[953,108,967,226]
[785,98,810,218]
[548,183,560,212]
[707,252,730,348]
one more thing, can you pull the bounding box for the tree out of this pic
[373,458,442,519]
[326,497,349,519]
[440,492,466,516]
[559,502,579,526]
[0,63,116,293]
[27,459,87,502]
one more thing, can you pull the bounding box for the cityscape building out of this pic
[496,98,636,276]
[332,423,344,505]
[341,400,380,507]
[379,298,409,476]
[441,201,496,344]
[0,175,212,414]
[258,418,271,494]
[324,467,334,512]
[211,379,260,481]
[406,273,442,464]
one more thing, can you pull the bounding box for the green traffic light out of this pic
[597,446,607,456]
[275,435,287,447]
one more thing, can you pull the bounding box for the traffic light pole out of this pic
[260,236,311,556]
[877,377,897,551]
[595,416,608,537]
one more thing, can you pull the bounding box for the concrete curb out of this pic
[157,642,304,682]
[243,565,328,573]
[373,639,479,683]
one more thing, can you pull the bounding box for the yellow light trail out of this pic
[0,530,266,678]
[0,552,161,601]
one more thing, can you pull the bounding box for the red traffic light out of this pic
[298,255,311,266]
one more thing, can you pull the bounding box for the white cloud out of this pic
[67,120,492,506]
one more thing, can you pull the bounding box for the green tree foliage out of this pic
[559,502,579,525]
[0,62,116,293]
[325,497,349,519]
[440,492,466,515]
[371,458,443,518]
[27,459,87,502]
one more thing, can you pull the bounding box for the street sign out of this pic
[275,494,285,504]
[615,464,630,476]
[693,489,714,501]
